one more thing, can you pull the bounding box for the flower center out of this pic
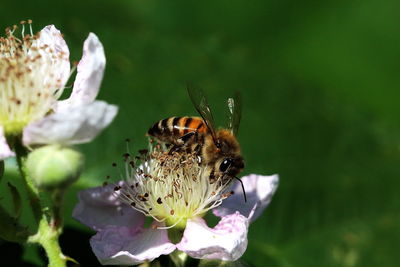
[0,21,69,135]
[117,146,233,229]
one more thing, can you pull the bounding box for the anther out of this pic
[138,195,147,202]
[139,149,148,155]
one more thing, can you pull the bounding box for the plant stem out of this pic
[29,217,67,267]
[0,160,4,180]
[13,137,41,223]
[13,136,67,267]
[51,189,65,229]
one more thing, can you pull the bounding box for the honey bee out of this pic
[147,86,246,201]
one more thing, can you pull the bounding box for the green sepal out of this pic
[0,204,29,243]
[7,182,22,219]
[167,227,185,244]
[169,250,188,267]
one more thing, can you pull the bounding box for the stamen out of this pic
[117,145,234,229]
[0,21,71,135]
[156,217,184,230]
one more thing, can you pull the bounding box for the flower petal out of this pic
[23,100,118,145]
[177,213,248,261]
[90,223,175,265]
[0,126,15,160]
[37,25,70,88]
[73,182,143,231]
[213,174,279,223]
[58,33,105,108]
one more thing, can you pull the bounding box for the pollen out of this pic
[117,146,233,229]
[0,21,69,135]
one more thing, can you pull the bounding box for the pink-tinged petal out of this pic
[73,182,144,231]
[58,33,105,109]
[177,213,248,261]
[37,25,70,88]
[0,126,15,160]
[213,174,279,223]
[90,223,175,265]
[23,100,118,146]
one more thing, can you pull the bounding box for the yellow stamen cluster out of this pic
[117,147,233,229]
[0,21,69,135]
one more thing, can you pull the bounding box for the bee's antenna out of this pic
[234,176,247,202]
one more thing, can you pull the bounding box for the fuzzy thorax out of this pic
[117,148,233,229]
[0,21,69,135]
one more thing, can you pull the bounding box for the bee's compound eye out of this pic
[220,158,233,173]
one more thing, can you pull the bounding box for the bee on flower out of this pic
[73,141,279,265]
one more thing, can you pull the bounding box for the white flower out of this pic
[73,148,279,265]
[0,22,117,159]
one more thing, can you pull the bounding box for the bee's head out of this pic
[215,129,240,154]
[219,156,244,177]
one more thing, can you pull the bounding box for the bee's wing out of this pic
[227,91,242,136]
[187,84,218,141]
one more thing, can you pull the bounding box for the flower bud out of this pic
[26,145,84,190]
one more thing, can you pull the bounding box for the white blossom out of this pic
[0,22,117,159]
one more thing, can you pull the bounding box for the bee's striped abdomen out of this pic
[176,117,207,135]
[148,116,208,145]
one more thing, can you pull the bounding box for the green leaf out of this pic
[7,182,22,219]
[0,204,29,243]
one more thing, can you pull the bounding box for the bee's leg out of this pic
[209,166,217,184]
[169,131,198,155]
[168,144,182,155]
[180,131,198,143]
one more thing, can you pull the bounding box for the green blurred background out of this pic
[1,0,400,266]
